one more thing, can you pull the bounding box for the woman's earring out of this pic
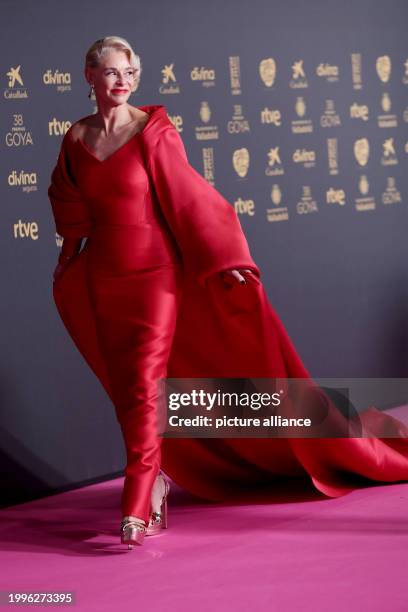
[88,84,94,99]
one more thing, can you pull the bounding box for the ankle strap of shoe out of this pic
[121,517,147,532]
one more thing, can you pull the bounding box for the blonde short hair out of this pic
[85,36,142,92]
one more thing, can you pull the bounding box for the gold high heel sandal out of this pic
[146,471,170,536]
[120,516,147,549]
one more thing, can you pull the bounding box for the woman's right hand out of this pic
[53,238,83,283]
[53,254,75,283]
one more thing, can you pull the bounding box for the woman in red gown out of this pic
[48,37,408,549]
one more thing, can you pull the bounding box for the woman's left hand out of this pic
[220,268,253,287]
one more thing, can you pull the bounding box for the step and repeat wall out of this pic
[2,0,408,505]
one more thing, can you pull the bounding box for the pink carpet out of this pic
[1,406,408,611]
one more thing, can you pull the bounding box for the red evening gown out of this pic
[48,104,408,521]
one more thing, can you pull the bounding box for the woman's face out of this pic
[87,49,136,105]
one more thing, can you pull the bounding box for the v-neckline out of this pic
[74,108,149,163]
[76,132,141,163]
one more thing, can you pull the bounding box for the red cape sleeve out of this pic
[146,125,261,287]
[48,130,93,239]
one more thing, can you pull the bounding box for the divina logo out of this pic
[316,63,340,82]
[8,170,37,187]
[190,66,215,87]
[293,148,316,168]
[43,69,72,93]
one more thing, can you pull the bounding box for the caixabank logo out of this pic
[289,59,308,89]
[265,146,284,177]
[159,63,181,94]
[4,65,28,99]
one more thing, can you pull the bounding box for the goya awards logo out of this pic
[291,97,313,134]
[6,114,33,147]
[229,56,242,95]
[266,184,289,222]
[227,105,250,134]
[297,186,318,215]
[377,93,397,128]
[353,138,370,166]
[376,56,391,83]
[159,63,180,94]
[316,62,339,83]
[260,106,282,127]
[382,177,401,206]
[259,58,277,88]
[194,102,219,141]
[320,99,341,128]
[265,146,284,176]
[5,65,28,99]
[233,147,250,178]
[381,138,398,166]
[289,59,308,89]
[190,66,215,88]
[355,175,375,212]
[43,69,72,93]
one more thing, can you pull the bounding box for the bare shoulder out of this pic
[129,106,150,130]
[69,115,96,142]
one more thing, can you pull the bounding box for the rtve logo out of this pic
[49,118,72,137]
[13,219,39,240]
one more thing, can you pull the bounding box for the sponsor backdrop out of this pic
[2,0,408,505]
